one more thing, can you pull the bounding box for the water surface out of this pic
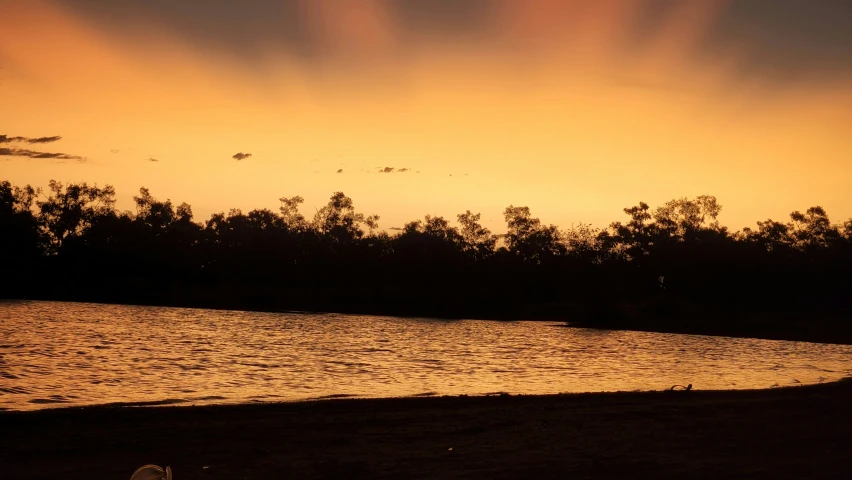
[1,300,850,411]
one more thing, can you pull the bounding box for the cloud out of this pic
[232,152,252,161]
[696,1,852,85]
[55,0,852,88]
[387,0,494,39]
[148,157,159,162]
[336,168,343,173]
[389,227,403,231]
[377,166,412,173]
[110,149,121,154]
[27,136,63,144]
[0,147,84,161]
[0,134,62,144]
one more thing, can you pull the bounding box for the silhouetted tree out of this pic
[563,223,604,263]
[789,206,841,253]
[457,210,496,261]
[503,205,566,264]
[36,180,117,253]
[0,181,42,265]
[279,195,307,231]
[2,177,851,340]
[609,201,653,261]
[392,215,466,267]
[312,192,374,254]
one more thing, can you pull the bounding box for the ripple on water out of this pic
[0,386,33,394]
[28,396,71,404]
[1,300,851,411]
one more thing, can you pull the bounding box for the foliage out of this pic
[2,180,851,324]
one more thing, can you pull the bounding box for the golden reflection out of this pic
[1,301,850,411]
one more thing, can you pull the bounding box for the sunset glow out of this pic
[4,5,852,476]
[2,0,851,230]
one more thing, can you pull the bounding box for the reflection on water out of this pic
[0,300,850,411]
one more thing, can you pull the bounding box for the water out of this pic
[0,300,850,411]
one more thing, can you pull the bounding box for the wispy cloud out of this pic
[0,134,63,144]
[0,147,84,161]
[233,152,252,161]
[377,166,412,174]
[147,157,159,162]
[56,1,852,87]
[27,136,63,144]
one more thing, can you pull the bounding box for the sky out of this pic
[1,0,851,232]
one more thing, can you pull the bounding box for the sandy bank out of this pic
[2,380,851,479]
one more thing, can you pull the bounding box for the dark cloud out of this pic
[27,136,63,144]
[386,0,495,39]
[232,152,252,161]
[0,147,84,161]
[699,0,852,85]
[336,168,343,173]
[0,134,62,144]
[55,0,852,87]
[388,227,403,231]
[57,0,493,60]
[58,0,314,64]
[622,0,852,86]
[0,135,78,160]
[622,0,681,48]
[148,157,159,162]
[378,166,413,174]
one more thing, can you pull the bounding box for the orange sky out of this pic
[2,0,851,232]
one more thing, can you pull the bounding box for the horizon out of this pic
[2,0,851,232]
[3,178,852,237]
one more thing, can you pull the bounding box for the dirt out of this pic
[2,380,851,479]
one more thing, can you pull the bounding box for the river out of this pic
[1,300,850,411]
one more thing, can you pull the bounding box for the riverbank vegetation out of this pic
[2,179,851,342]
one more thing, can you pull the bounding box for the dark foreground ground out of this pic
[2,380,851,480]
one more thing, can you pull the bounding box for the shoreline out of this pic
[6,297,852,346]
[2,377,849,414]
[2,379,851,479]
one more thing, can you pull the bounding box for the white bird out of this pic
[130,465,172,480]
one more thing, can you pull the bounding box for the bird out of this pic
[130,465,172,480]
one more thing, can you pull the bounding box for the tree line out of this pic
[2,179,851,340]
